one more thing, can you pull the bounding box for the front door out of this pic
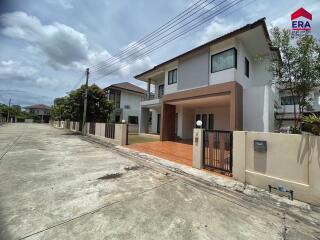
[157,114,161,134]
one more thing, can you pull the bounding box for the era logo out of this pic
[291,8,312,37]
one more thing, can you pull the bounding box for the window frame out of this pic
[245,57,249,78]
[158,84,164,98]
[281,96,300,105]
[211,47,237,73]
[128,116,138,124]
[168,68,177,85]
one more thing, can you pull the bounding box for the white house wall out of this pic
[194,107,230,130]
[177,50,209,91]
[243,85,274,132]
[234,40,253,89]
[120,90,142,122]
[181,108,195,139]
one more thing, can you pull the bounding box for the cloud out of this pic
[0,11,154,83]
[195,17,244,45]
[45,0,73,9]
[88,42,154,82]
[1,11,89,69]
[0,60,38,81]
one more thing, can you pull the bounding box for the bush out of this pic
[302,114,320,135]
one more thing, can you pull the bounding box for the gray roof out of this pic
[24,104,51,110]
[105,82,147,94]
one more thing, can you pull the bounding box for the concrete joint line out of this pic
[0,133,24,162]
[281,211,288,240]
[19,178,177,240]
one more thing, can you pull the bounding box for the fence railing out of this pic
[51,120,127,145]
[105,123,115,139]
[203,130,233,174]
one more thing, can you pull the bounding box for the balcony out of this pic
[141,97,161,107]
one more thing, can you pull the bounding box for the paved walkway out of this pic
[0,124,319,240]
[127,140,193,167]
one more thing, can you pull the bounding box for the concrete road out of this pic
[0,124,319,240]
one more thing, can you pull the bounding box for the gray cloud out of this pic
[45,0,73,9]
[1,11,89,69]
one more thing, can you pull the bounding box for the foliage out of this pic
[270,28,320,129]
[302,114,320,136]
[51,84,114,123]
[0,103,32,121]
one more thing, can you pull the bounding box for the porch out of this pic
[161,82,243,141]
[127,140,193,167]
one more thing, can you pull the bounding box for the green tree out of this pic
[51,84,114,123]
[51,97,69,120]
[270,28,320,129]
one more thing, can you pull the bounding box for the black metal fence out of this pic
[105,123,115,139]
[203,130,233,174]
[89,122,95,135]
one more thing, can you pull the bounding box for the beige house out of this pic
[135,18,279,141]
[24,104,51,123]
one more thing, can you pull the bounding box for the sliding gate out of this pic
[203,130,233,175]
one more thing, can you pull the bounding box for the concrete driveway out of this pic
[0,124,319,240]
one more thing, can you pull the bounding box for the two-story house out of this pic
[105,82,147,132]
[136,18,279,141]
[276,87,320,128]
[24,104,51,123]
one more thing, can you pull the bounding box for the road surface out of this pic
[0,123,319,239]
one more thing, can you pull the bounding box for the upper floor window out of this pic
[168,69,177,85]
[109,89,121,108]
[281,96,300,105]
[158,84,164,98]
[211,48,237,73]
[245,57,249,78]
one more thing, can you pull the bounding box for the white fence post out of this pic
[192,128,204,169]
[232,131,246,183]
[115,124,128,146]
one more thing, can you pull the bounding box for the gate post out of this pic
[192,128,204,169]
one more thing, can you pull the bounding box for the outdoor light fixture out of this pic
[196,120,202,128]
[121,119,126,123]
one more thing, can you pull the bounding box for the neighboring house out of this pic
[276,87,320,127]
[24,104,51,123]
[105,82,148,132]
[135,18,279,141]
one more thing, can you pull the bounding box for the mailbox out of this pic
[254,140,267,152]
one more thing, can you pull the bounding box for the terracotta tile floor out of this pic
[127,140,193,167]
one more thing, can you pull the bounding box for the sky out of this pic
[0,0,319,107]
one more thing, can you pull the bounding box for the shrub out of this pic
[302,114,320,135]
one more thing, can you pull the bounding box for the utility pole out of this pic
[7,98,11,123]
[82,68,89,135]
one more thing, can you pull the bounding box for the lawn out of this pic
[128,134,159,144]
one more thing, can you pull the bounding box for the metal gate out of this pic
[203,130,233,174]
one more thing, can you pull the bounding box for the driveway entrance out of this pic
[127,140,193,166]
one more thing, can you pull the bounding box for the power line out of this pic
[89,0,209,71]
[90,0,244,81]
[91,0,222,74]
[68,71,86,92]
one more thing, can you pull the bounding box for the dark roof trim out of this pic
[135,18,280,79]
[104,82,147,95]
[106,86,146,95]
